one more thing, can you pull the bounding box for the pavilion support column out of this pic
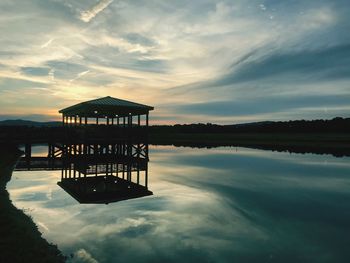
[117,117,119,126]
[127,165,131,182]
[111,118,114,125]
[94,144,98,155]
[48,144,53,158]
[69,116,72,127]
[107,117,110,126]
[83,144,88,155]
[138,115,141,126]
[123,117,126,128]
[62,114,65,126]
[79,117,82,126]
[146,113,149,127]
[25,143,31,159]
[96,117,99,125]
[145,165,148,189]
[85,117,87,125]
[74,116,77,126]
[128,115,131,128]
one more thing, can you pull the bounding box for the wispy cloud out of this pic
[40,38,54,48]
[80,0,114,23]
[69,70,90,82]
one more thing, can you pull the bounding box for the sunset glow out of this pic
[0,0,349,123]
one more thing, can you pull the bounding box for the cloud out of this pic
[80,0,114,23]
[166,43,350,96]
[0,114,59,122]
[41,38,54,48]
[70,70,90,82]
[171,94,350,117]
[224,44,350,84]
[0,0,350,123]
[21,67,51,76]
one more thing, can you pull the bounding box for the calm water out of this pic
[7,146,350,263]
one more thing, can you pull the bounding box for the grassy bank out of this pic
[149,133,350,156]
[0,145,65,263]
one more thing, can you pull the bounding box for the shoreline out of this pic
[0,145,65,263]
[149,133,350,157]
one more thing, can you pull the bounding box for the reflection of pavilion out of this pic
[58,143,152,204]
[58,176,152,204]
[15,142,152,204]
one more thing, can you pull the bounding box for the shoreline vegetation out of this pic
[0,117,349,157]
[148,118,350,157]
[0,145,65,263]
[149,133,350,157]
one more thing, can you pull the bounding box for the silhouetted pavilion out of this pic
[59,96,154,127]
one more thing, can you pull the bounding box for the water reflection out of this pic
[8,146,350,263]
[15,142,152,204]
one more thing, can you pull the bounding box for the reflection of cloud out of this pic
[7,146,350,262]
[80,0,114,23]
[74,249,99,263]
[37,221,50,232]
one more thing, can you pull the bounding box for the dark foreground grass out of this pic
[0,145,65,263]
[150,133,350,156]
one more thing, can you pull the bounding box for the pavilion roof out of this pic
[59,96,154,117]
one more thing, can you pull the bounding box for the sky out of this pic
[0,0,349,124]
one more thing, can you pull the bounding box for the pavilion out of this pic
[59,96,154,127]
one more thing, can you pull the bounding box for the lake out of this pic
[7,146,350,263]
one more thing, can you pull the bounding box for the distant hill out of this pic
[0,119,61,127]
[150,117,350,133]
[1,117,349,133]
